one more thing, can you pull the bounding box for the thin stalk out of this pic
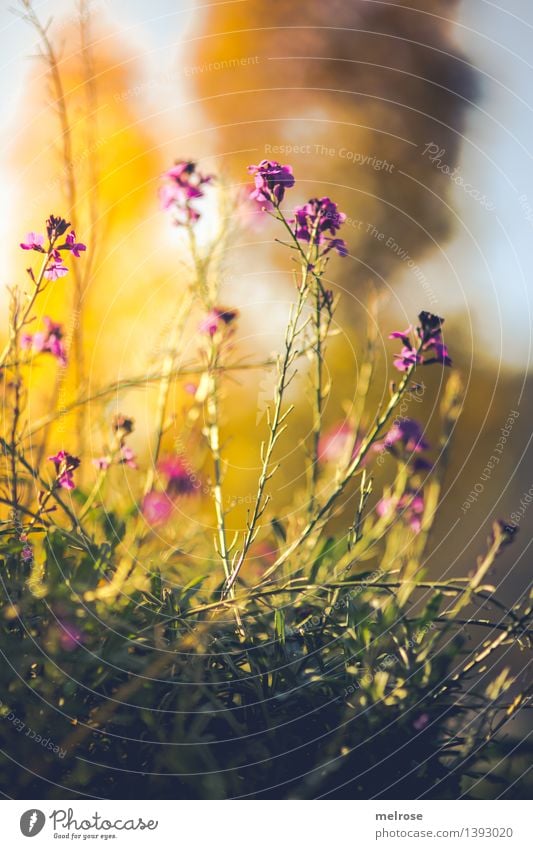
[19,3,85,442]
[22,352,319,440]
[205,360,232,582]
[222,238,316,598]
[143,293,193,496]
[308,279,335,515]
[78,464,110,520]
[261,340,426,582]
[0,253,51,370]
[143,577,526,628]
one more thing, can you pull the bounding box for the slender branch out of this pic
[260,340,426,582]
[222,228,316,598]
[0,253,51,370]
[20,3,86,438]
[21,355,295,440]
[143,293,193,496]
[206,360,232,582]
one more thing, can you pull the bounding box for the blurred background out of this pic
[0,0,532,608]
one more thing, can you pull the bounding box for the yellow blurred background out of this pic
[1,0,532,596]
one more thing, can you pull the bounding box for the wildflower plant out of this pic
[0,130,532,799]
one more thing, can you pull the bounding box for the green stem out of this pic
[261,341,426,582]
[222,216,318,598]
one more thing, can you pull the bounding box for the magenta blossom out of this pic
[44,250,69,281]
[142,491,174,526]
[323,237,348,257]
[93,456,111,471]
[120,445,138,469]
[393,346,423,372]
[376,489,425,533]
[247,160,295,205]
[292,197,347,256]
[158,455,199,496]
[48,450,80,490]
[238,185,271,230]
[160,160,213,225]
[318,422,357,464]
[21,317,67,367]
[199,306,239,336]
[112,414,135,436]
[63,230,87,257]
[417,311,452,365]
[390,312,452,373]
[46,215,70,241]
[20,232,45,252]
[22,216,86,282]
[383,419,429,454]
[21,545,33,562]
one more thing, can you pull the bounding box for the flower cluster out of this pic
[390,311,452,373]
[292,197,348,257]
[376,489,425,533]
[382,419,429,456]
[247,160,295,206]
[48,450,80,491]
[21,317,67,367]
[247,160,348,258]
[21,215,86,281]
[198,306,239,337]
[160,161,213,225]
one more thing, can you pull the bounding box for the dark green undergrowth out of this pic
[1,522,531,800]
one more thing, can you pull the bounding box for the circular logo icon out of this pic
[20,810,46,837]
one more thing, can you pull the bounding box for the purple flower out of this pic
[389,327,412,346]
[416,311,452,366]
[292,197,347,256]
[46,215,70,241]
[417,311,444,345]
[21,317,67,366]
[389,313,452,372]
[160,160,213,225]
[120,445,138,469]
[44,250,69,281]
[20,232,45,252]
[142,491,173,526]
[63,230,86,258]
[198,306,239,336]
[112,414,135,436]
[424,339,452,366]
[383,419,429,454]
[158,455,198,496]
[323,237,348,257]
[248,160,295,205]
[93,456,111,471]
[412,456,432,473]
[21,545,33,562]
[48,450,80,490]
[393,346,423,372]
[376,489,425,533]
[318,422,359,464]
